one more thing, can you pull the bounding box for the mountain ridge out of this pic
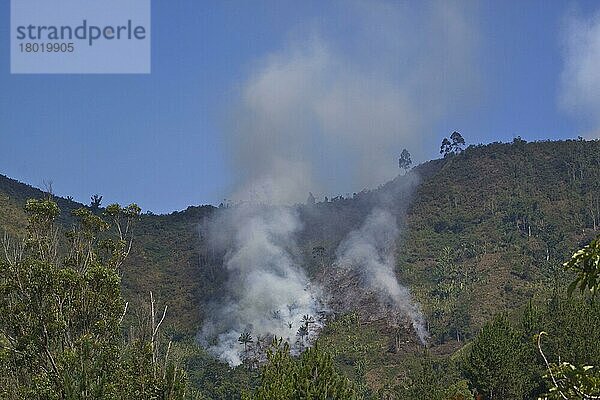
[2,138,600,395]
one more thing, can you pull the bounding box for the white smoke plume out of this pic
[559,7,600,137]
[335,207,429,344]
[225,0,480,201]
[201,0,478,363]
[199,204,323,366]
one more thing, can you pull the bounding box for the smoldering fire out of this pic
[198,0,476,364]
[198,204,324,366]
[335,208,429,345]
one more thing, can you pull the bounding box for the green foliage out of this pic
[537,330,600,400]
[247,339,362,400]
[0,199,187,399]
[440,132,465,157]
[399,149,412,172]
[429,246,475,342]
[564,235,600,296]
[440,137,453,157]
[2,140,600,396]
[539,361,600,399]
[390,353,474,400]
[392,353,448,399]
[90,194,103,210]
[537,237,600,399]
[179,341,258,400]
[464,292,600,399]
[458,239,600,400]
[463,314,532,399]
[450,131,465,150]
[401,140,600,345]
[445,380,474,400]
[238,332,253,354]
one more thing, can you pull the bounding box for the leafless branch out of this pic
[119,302,129,325]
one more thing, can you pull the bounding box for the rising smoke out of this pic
[560,6,600,137]
[199,204,323,366]
[335,207,429,344]
[200,0,479,364]
[225,1,480,201]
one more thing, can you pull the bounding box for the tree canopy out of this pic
[0,198,187,399]
[399,149,412,172]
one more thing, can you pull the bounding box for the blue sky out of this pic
[1,0,600,213]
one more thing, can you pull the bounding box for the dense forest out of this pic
[1,138,600,399]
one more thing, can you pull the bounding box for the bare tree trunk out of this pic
[150,291,168,378]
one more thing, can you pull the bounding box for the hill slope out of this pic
[1,138,599,394]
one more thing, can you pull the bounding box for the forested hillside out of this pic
[1,138,599,398]
[402,139,600,341]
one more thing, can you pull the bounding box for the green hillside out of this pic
[313,139,600,394]
[1,138,599,398]
[403,139,600,339]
